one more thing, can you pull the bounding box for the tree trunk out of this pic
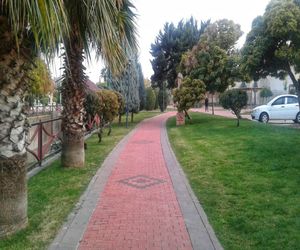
[61,30,86,168]
[184,110,191,120]
[118,114,122,124]
[0,155,28,238]
[0,16,34,237]
[297,89,300,112]
[286,63,300,110]
[211,94,215,115]
[131,112,134,123]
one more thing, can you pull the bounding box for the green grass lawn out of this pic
[167,113,300,250]
[0,111,160,250]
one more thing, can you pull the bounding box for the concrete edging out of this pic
[48,126,138,250]
[161,116,223,250]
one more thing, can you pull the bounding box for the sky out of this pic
[51,0,270,83]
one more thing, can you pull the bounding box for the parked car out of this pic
[251,94,300,123]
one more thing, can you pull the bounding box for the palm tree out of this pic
[61,0,137,168]
[0,1,68,237]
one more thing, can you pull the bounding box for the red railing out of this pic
[86,114,101,131]
[26,115,100,169]
[26,117,62,168]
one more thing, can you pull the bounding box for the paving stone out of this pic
[49,112,223,250]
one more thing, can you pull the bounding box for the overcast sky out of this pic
[52,0,270,83]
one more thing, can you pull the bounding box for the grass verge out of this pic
[167,112,300,250]
[0,111,160,250]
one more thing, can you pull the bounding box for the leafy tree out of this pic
[173,77,206,119]
[180,19,242,114]
[84,91,101,122]
[241,0,300,107]
[84,89,122,142]
[180,41,238,114]
[112,90,125,123]
[145,87,156,110]
[150,17,210,89]
[26,58,54,106]
[137,63,146,110]
[201,19,243,53]
[0,0,68,237]
[27,58,54,96]
[61,0,137,168]
[219,89,248,127]
[96,90,119,125]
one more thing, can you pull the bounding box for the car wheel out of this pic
[259,112,269,123]
[295,112,300,123]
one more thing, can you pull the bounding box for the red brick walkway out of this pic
[79,113,192,250]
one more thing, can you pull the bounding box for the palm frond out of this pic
[1,0,68,56]
[88,0,138,75]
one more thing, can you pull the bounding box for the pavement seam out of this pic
[161,114,223,250]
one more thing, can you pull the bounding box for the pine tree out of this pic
[150,17,210,89]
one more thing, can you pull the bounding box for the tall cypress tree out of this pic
[150,17,210,89]
[102,54,140,116]
[137,63,146,110]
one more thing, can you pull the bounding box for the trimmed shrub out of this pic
[220,89,248,127]
[260,87,273,103]
[96,89,119,123]
[173,77,206,118]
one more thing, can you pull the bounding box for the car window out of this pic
[287,97,298,104]
[272,97,285,106]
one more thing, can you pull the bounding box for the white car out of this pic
[251,94,300,123]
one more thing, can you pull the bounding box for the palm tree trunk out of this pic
[0,155,28,238]
[0,17,32,237]
[61,32,86,168]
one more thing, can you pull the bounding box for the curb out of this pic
[48,126,138,250]
[161,115,223,250]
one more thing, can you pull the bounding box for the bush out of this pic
[260,87,273,101]
[173,77,206,117]
[219,89,248,127]
[145,87,156,110]
[84,92,101,118]
[96,89,119,123]
[84,89,122,127]
[112,90,125,116]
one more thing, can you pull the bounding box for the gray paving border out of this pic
[48,126,138,250]
[161,117,223,250]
